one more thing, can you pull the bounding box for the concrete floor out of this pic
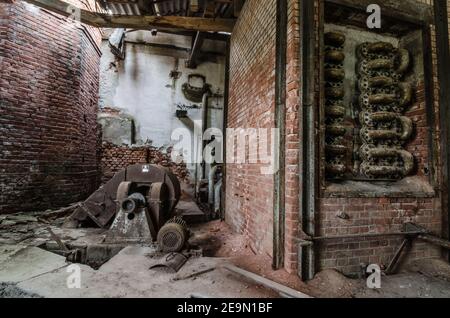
[1,212,450,298]
[0,244,279,298]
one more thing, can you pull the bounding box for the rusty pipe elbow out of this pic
[395,49,410,74]
[399,116,413,141]
[398,82,413,107]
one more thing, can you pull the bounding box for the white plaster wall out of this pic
[99,31,226,149]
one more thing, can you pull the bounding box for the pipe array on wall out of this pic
[356,42,414,180]
[324,32,349,179]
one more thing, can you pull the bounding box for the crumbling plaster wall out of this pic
[0,1,102,214]
[98,31,226,181]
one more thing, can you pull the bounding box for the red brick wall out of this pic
[284,0,302,273]
[316,1,444,275]
[100,142,191,184]
[227,0,448,276]
[226,0,277,257]
[0,1,102,213]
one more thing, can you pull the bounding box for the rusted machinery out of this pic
[324,32,350,179]
[65,164,188,252]
[356,41,414,180]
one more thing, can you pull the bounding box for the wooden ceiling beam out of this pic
[23,0,235,32]
[186,0,217,68]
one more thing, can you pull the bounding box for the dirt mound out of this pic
[406,258,450,282]
[307,269,360,298]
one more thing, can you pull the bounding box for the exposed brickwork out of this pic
[284,0,301,273]
[0,1,102,213]
[226,0,277,258]
[315,0,450,275]
[227,0,449,276]
[100,142,191,184]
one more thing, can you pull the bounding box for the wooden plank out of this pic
[186,0,216,68]
[23,0,235,32]
[222,264,312,298]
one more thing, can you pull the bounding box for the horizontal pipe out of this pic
[312,231,423,241]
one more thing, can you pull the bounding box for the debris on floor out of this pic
[2,205,450,298]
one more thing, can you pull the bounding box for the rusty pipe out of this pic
[324,32,345,47]
[368,93,396,105]
[358,76,395,91]
[361,128,399,142]
[361,152,413,177]
[398,82,413,107]
[326,144,347,155]
[398,150,414,175]
[326,87,345,99]
[326,163,346,175]
[360,112,411,129]
[325,68,345,82]
[359,146,414,169]
[326,125,347,136]
[365,42,394,54]
[360,111,398,126]
[361,163,401,177]
[358,42,394,58]
[365,59,394,71]
[325,105,346,118]
[325,51,345,63]
[395,49,410,74]
[398,116,413,140]
[360,146,401,161]
[360,119,413,143]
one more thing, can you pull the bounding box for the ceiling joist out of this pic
[23,0,236,32]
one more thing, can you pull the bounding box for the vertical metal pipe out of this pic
[273,0,288,270]
[221,37,230,221]
[298,0,318,281]
[434,0,450,258]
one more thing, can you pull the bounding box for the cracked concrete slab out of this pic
[9,246,277,298]
[0,245,68,283]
